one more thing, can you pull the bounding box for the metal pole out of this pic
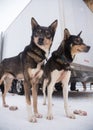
[0,32,4,62]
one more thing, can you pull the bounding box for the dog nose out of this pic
[85,46,90,52]
[87,46,90,50]
[38,38,44,45]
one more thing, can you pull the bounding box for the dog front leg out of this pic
[62,71,75,119]
[47,83,54,120]
[32,83,42,118]
[24,81,37,123]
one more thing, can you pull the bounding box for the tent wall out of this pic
[2,0,93,67]
[3,0,61,59]
[59,0,93,67]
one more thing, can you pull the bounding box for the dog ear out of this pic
[77,31,82,37]
[49,20,58,32]
[64,28,70,40]
[31,17,39,30]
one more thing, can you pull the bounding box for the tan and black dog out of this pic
[0,17,58,122]
[42,28,90,120]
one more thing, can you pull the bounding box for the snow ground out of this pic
[0,89,93,130]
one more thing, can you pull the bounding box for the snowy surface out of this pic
[0,89,93,130]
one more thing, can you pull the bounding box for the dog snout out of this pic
[38,37,44,45]
[84,45,90,52]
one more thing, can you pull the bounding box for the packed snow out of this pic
[0,88,93,130]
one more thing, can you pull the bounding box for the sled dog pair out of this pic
[0,17,90,122]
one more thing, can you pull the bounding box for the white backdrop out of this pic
[2,0,93,67]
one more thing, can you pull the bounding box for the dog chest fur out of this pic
[28,62,43,80]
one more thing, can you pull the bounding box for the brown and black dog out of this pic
[42,29,90,120]
[0,17,58,122]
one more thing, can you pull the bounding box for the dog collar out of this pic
[24,43,47,63]
[61,55,69,63]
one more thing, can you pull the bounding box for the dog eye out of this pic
[76,40,79,44]
[75,38,83,45]
[36,29,42,34]
[74,39,80,44]
[35,29,42,37]
[45,31,51,38]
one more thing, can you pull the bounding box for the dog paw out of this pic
[73,110,87,116]
[66,112,76,119]
[9,106,18,111]
[35,113,43,118]
[43,102,46,105]
[46,113,53,120]
[3,104,9,107]
[28,116,37,123]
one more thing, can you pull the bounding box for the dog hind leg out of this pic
[43,79,49,105]
[2,76,14,107]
